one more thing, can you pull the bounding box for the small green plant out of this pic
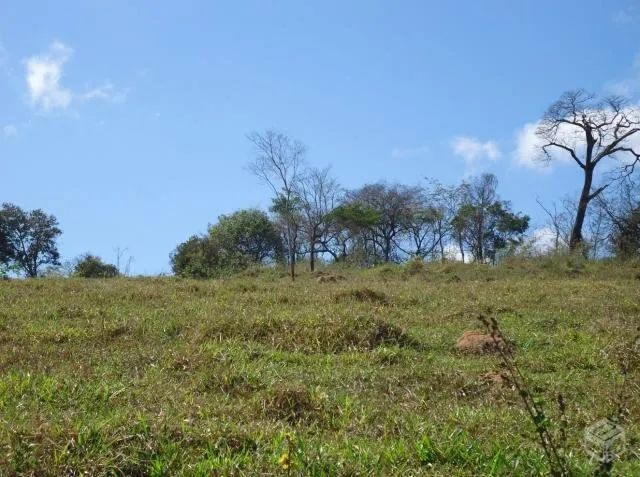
[477,314,569,476]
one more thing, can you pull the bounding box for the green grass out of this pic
[0,258,639,475]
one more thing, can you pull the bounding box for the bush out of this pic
[171,209,283,278]
[73,254,119,278]
[404,257,426,275]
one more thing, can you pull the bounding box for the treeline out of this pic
[171,124,640,280]
[171,131,532,279]
[3,90,640,279]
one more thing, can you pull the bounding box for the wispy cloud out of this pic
[606,53,640,98]
[451,136,501,175]
[0,41,9,74]
[391,145,429,159]
[612,2,639,24]
[25,41,126,111]
[2,124,18,137]
[80,81,128,103]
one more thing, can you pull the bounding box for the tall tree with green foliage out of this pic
[330,202,381,262]
[171,235,220,278]
[171,209,282,278]
[210,209,283,267]
[0,203,62,277]
[454,174,529,263]
[0,222,12,269]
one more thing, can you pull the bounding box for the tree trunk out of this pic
[287,224,295,281]
[457,235,465,263]
[383,238,391,262]
[309,229,317,272]
[309,244,315,272]
[27,259,37,278]
[569,166,594,251]
[476,212,484,263]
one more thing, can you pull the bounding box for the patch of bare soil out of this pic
[455,330,508,353]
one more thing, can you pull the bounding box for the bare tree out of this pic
[348,183,421,263]
[457,174,498,262]
[586,203,608,259]
[396,186,451,260]
[537,90,640,250]
[295,167,342,271]
[536,198,573,251]
[247,130,306,280]
[425,179,465,262]
[401,201,442,259]
[113,246,134,276]
[593,177,640,257]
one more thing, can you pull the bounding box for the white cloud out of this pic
[3,124,18,137]
[606,53,640,98]
[25,41,73,110]
[452,137,501,162]
[391,145,429,159]
[513,104,640,172]
[513,119,585,172]
[451,136,501,176]
[513,121,550,171]
[25,41,125,111]
[529,226,559,253]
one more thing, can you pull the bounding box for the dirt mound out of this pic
[455,330,507,353]
[262,386,322,424]
[479,371,510,387]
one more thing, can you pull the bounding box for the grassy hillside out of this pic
[1,259,639,476]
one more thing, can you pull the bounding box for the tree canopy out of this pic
[0,203,62,277]
[171,209,283,278]
[73,254,120,278]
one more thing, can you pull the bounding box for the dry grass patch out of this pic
[334,287,388,304]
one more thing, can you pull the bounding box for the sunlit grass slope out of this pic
[0,258,639,475]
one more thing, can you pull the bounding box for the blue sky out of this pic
[1,1,639,274]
